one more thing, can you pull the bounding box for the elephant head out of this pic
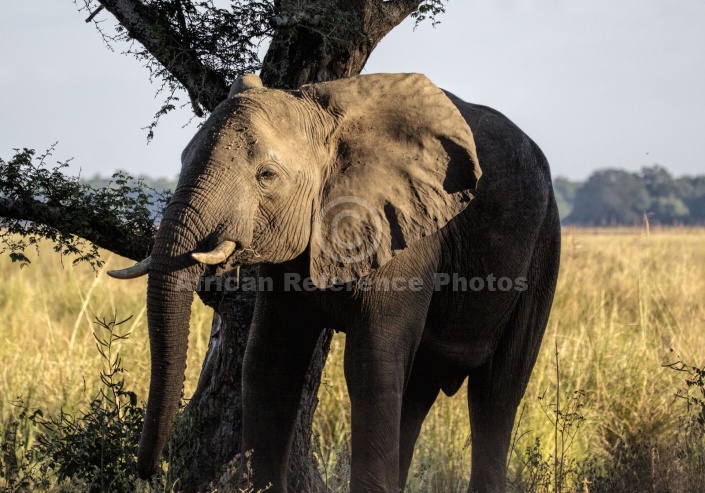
[109,73,481,478]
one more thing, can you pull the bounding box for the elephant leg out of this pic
[398,362,440,491]
[344,312,430,493]
[466,379,517,493]
[242,289,324,492]
[466,301,544,493]
[467,217,560,493]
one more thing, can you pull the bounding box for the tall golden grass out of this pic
[1,227,704,490]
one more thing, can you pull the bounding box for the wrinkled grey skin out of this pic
[132,73,560,492]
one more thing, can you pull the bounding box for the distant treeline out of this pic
[83,174,178,194]
[82,166,705,226]
[555,166,705,226]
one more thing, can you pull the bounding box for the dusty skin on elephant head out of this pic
[109,71,560,493]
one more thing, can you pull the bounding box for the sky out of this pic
[1,1,704,181]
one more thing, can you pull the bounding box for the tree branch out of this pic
[0,148,164,265]
[0,196,152,262]
[370,0,428,37]
[270,12,321,28]
[376,0,449,32]
[97,0,229,112]
[85,5,105,23]
[378,0,423,25]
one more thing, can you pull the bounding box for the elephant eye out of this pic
[256,166,278,184]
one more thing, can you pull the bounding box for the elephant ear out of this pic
[302,73,482,288]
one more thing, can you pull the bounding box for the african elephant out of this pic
[109,72,560,493]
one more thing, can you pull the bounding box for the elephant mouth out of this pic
[231,247,262,264]
[200,246,262,277]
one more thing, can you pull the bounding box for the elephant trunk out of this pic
[137,201,207,479]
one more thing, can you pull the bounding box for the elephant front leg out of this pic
[242,294,324,492]
[344,322,425,493]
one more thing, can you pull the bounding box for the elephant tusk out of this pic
[107,257,151,279]
[191,240,237,265]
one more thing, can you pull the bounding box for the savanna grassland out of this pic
[1,228,704,492]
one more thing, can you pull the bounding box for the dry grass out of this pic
[0,252,213,425]
[1,227,704,491]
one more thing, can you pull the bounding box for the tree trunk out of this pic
[260,0,420,89]
[171,272,256,492]
[173,2,424,491]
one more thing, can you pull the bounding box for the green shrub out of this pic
[1,315,166,492]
